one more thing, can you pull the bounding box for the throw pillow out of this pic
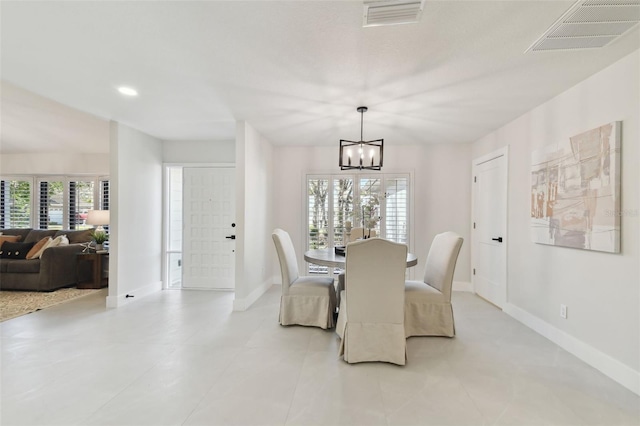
[0,235,22,249]
[40,235,59,252]
[40,237,56,252]
[26,236,52,260]
[0,242,35,259]
[45,235,69,251]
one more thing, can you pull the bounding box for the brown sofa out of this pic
[0,228,93,292]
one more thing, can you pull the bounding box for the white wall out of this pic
[162,140,235,163]
[472,50,639,393]
[0,81,110,155]
[108,121,163,307]
[234,121,275,310]
[0,153,109,175]
[272,143,472,286]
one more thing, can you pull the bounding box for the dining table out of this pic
[304,247,418,268]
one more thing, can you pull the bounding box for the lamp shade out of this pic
[86,210,110,226]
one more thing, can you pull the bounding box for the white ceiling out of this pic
[1,1,638,153]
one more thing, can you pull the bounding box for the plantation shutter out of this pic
[384,175,409,245]
[307,177,329,275]
[100,179,110,233]
[69,181,77,229]
[0,181,5,228]
[68,180,94,230]
[38,179,65,229]
[332,177,354,247]
[100,180,110,210]
[39,182,49,229]
[0,179,32,229]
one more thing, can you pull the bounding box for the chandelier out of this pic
[339,106,383,171]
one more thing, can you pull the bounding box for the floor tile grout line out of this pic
[281,325,314,426]
[180,354,240,426]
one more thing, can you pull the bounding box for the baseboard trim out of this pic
[453,281,473,292]
[106,281,162,308]
[233,278,273,311]
[504,303,640,396]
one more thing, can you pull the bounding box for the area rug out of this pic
[0,288,100,322]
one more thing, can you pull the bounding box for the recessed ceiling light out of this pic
[117,86,138,96]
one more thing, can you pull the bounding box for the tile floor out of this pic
[1,287,638,426]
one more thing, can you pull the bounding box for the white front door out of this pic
[182,167,236,289]
[473,148,508,308]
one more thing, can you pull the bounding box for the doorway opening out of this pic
[166,166,183,289]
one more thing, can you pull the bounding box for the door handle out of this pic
[492,237,503,243]
[225,235,236,240]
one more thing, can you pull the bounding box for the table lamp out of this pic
[86,210,110,232]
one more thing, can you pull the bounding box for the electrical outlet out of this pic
[560,304,567,319]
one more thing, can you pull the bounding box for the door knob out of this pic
[492,237,503,243]
[225,235,236,240]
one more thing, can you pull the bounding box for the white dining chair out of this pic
[272,229,337,329]
[337,238,408,365]
[405,231,463,337]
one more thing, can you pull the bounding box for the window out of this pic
[385,176,409,244]
[332,177,354,250]
[306,173,411,275]
[69,180,95,230]
[359,177,382,237]
[308,177,329,250]
[0,179,32,229]
[38,180,64,229]
[100,180,110,210]
[0,176,109,230]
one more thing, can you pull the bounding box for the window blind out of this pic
[332,177,353,246]
[1,176,110,230]
[69,180,94,230]
[0,180,31,229]
[38,180,64,230]
[385,177,409,244]
[308,177,329,275]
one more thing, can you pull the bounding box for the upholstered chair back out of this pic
[346,238,407,326]
[340,237,408,364]
[423,232,463,301]
[272,229,300,294]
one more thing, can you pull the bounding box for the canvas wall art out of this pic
[531,121,621,253]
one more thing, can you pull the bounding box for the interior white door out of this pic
[182,167,236,289]
[473,150,507,308]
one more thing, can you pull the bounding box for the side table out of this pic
[77,252,109,289]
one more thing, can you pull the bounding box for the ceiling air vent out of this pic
[363,0,425,27]
[526,0,640,52]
